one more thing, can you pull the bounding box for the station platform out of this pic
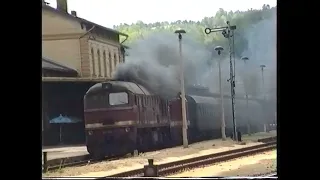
[42,144,87,161]
[43,130,277,177]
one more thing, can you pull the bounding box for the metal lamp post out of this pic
[214,46,227,141]
[174,29,188,148]
[241,57,249,64]
[260,64,268,132]
[260,65,266,100]
[240,56,251,135]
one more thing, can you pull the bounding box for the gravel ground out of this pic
[168,150,277,177]
[43,131,276,177]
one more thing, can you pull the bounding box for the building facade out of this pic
[42,0,128,81]
[42,0,129,145]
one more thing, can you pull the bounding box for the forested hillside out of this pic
[114,4,275,58]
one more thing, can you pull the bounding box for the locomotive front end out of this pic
[84,81,138,158]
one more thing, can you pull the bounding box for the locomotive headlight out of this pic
[125,127,130,132]
[88,131,93,135]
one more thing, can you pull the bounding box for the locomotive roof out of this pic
[187,94,264,106]
[86,81,152,95]
[188,95,217,105]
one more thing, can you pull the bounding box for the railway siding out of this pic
[49,131,277,178]
[168,150,276,177]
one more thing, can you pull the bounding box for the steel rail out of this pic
[107,141,276,177]
[43,136,277,173]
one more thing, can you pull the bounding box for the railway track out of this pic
[43,155,122,172]
[253,171,277,177]
[106,141,276,177]
[266,172,277,177]
[44,158,94,172]
[43,136,277,173]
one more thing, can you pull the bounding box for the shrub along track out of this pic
[105,140,277,177]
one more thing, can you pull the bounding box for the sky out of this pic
[45,0,277,28]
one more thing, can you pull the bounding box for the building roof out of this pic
[42,4,128,37]
[42,57,78,74]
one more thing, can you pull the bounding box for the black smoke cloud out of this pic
[113,8,276,102]
[239,7,277,100]
[113,32,212,98]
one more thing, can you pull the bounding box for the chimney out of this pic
[71,10,77,17]
[56,0,68,13]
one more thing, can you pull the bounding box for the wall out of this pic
[42,39,81,71]
[42,8,85,35]
[42,7,124,78]
[42,8,84,72]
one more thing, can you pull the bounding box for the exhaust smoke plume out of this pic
[208,8,277,102]
[113,8,276,105]
[113,32,213,98]
[238,7,277,101]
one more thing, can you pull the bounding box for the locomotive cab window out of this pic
[109,92,129,105]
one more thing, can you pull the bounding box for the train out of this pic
[83,80,271,159]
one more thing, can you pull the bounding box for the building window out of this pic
[91,48,96,76]
[119,48,122,63]
[114,53,117,68]
[103,50,108,78]
[97,49,101,77]
[109,52,112,77]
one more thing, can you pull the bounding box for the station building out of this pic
[42,0,128,146]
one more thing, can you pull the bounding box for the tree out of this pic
[116,5,276,60]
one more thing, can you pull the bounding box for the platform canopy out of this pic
[42,57,78,74]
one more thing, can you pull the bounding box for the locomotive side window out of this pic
[206,105,209,116]
[139,96,142,106]
[109,92,128,105]
[136,96,140,106]
[205,106,208,116]
[199,105,203,116]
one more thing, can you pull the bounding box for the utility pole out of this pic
[240,56,251,135]
[205,21,238,141]
[260,64,269,133]
[214,46,227,141]
[174,29,188,148]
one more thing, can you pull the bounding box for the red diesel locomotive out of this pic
[84,81,184,158]
[84,80,268,158]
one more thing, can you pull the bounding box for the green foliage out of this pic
[115,4,276,59]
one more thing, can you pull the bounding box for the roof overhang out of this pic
[42,57,78,75]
